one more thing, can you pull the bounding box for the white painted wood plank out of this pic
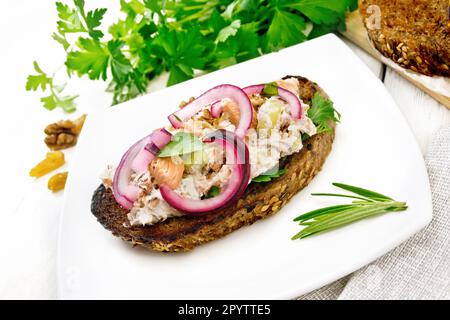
[340,36,384,79]
[383,68,450,154]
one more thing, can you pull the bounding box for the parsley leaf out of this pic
[152,26,210,86]
[26,61,78,112]
[55,1,85,34]
[158,132,205,157]
[52,32,71,51]
[66,38,109,80]
[212,22,260,68]
[265,9,306,52]
[308,92,341,134]
[215,20,241,43]
[74,0,107,39]
[40,93,77,112]
[286,0,350,25]
[85,8,107,39]
[252,168,286,183]
[54,0,107,52]
[107,40,134,83]
[285,0,358,37]
[26,61,52,91]
[40,95,58,111]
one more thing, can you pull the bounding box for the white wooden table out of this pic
[0,1,449,299]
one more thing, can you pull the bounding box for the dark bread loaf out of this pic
[91,76,335,252]
[360,0,450,77]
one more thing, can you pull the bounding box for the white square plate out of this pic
[57,34,432,299]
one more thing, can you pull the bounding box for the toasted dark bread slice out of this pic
[91,76,335,252]
[360,0,449,77]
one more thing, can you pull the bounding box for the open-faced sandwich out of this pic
[91,75,339,252]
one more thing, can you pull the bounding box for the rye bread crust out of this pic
[91,76,335,252]
[360,0,450,77]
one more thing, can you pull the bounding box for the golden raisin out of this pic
[29,151,65,178]
[48,172,68,192]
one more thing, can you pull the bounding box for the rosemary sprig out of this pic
[292,183,408,240]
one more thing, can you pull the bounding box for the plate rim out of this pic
[56,34,433,299]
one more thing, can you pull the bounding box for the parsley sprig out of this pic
[292,183,408,240]
[26,61,78,112]
[308,92,341,134]
[27,0,358,111]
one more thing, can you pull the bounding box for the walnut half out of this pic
[44,114,87,150]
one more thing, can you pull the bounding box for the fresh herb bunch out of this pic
[26,0,358,111]
[292,183,408,240]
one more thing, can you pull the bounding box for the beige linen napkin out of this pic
[299,127,450,300]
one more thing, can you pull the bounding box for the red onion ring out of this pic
[112,135,152,209]
[160,130,250,214]
[131,128,172,174]
[112,129,172,209]
[243,84,302,119]
[210,100,224,118]
[168,84,253,139]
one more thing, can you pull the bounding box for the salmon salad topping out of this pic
[102,78,318,226]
